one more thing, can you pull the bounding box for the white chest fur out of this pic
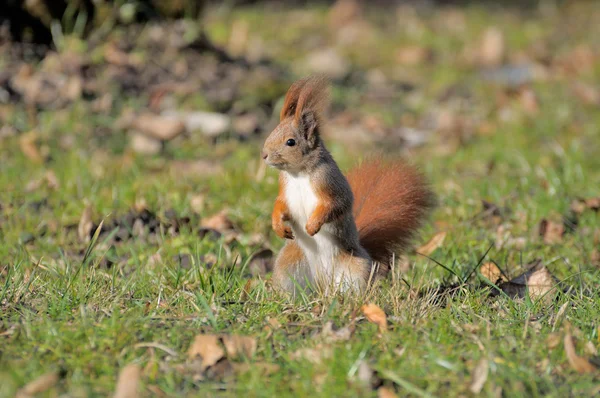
[283,172,340,283]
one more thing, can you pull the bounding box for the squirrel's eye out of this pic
[286,139,296,147]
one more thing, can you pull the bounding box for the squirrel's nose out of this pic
[261,150,268,160]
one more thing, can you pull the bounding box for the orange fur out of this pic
[272,174,293,239]
[280,75,329,124]
[346,158,436,270]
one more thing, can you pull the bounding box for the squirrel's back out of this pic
[346,158,436,271]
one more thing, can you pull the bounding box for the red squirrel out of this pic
[261,75,435,293]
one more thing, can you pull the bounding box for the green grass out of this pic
[1,2,600,397]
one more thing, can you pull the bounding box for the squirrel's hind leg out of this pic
[324,252,371,294]
[272,241,311,295]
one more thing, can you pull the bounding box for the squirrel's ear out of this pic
[300,110,319,148]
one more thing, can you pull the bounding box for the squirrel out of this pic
[261,75,435,294]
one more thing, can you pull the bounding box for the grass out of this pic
[1,1,600,397]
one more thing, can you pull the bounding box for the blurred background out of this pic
[1,0,599,270]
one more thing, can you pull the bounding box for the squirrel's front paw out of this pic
[305,220,322,236]
[274,222,294,240]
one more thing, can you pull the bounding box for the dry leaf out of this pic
[78,205,93,243]
[132,113,185,141]
[130,132,162,155]
[571,197,600,214]
[221,335,257,359]
[494,260,559,304]
[479,27,505,66]
[361,303,387,333]
[469,359,489,394]
[539,219,564,244]
[201,210,235,233]
[480,262,506,283]
[572,82,600,106]
[564,329,597,374]
[189,194,206,214]
[377,387,398,398]
[16,372,60,398]
[357,360,373,385]
[546,333,561,349]
[416,231,447,256]
[113,364,141,398]
[19,131,43,163]
[396,45,431,66]
[188,334,225,371]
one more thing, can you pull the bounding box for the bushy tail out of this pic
[346,158,436,272]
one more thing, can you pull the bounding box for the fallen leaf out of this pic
[321,321,353,342]
[356,360,373,385]
[19,131,43,163]
[416,231,447,256]
[188,334,225,371]
[361,303,387,333]
[564,327,598,374]
[469,358,489,394]
[16,372,60,398]
[572,82,600,106]
[539,219,564,244]
[130,132,162,155]
[494,260,559,303]
[377,387,398,398]
[201,210,235,233]
[396,45,431,66]
[113,364,141,398]
[132,113,185,141]
[480,262,506,283]
[571,197,600,214]
[546,333,561,349]
[221,335,257,359]
[78,205,93,243]
[189,194,206,214]
[478,27,505,66]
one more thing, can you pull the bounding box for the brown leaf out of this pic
[221,335,257,359]
[78,205,93,243]
[188,334,225,371]
[132,113,185,141]
[377,387,398,398]
[201,210,235,233]
[478,27,505,66]
[546,333,561,349]
[19,131,43,163]
[469,359,489,394]
[564,328,598,374]
[572,82,600,106]
[416,231,447,256]
[361,303,387,333]
[480,262,506,283]
[130,132,162,155]
[571,197,600,214]
[396,45,431,66]
[113,364,141,398]
[16,372,60,398]
[539,219,564,244]
[496,261,558,304]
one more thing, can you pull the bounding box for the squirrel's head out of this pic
[262,75,329,173]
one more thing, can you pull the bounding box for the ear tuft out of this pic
[279,75,330,124]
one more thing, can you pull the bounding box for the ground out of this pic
[1,1,599,397]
